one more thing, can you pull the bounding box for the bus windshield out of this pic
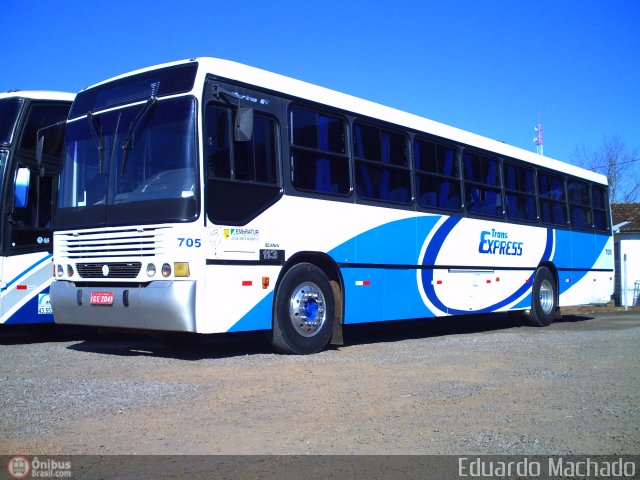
[57,96,198,229]
[0,98,23,145]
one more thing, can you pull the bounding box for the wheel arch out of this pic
[274,251,345,327]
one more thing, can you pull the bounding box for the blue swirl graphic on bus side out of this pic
[420,217,555,314]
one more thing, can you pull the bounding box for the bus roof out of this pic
[0,90,75,102]
[81,57,608,186]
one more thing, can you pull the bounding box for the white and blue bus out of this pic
[50,58,613,353]
[1,91,74,325]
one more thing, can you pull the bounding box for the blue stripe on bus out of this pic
[419,219,552,315]
[556,231,612,295]
[227,217,611,332]
[1,254,53,292]
[227,291,274,333]
[4,286,54,324]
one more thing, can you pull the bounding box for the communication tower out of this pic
[534,123,544,156]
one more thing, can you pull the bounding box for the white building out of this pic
[612,203,640,307]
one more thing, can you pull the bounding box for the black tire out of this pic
[528,266,557,327]
[270,263,335,354]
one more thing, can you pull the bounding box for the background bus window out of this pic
[0,98,23,144]
[18,104,69,156]
[9,103,68,251]
[353,122,410,204]
[12,168,53,230]
[463,152,502,217]
[290,106,349,195]
[504,162,537,222]
[414,137,460,210]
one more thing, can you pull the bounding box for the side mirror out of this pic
[14,168,31,208]
[234,107,254,142]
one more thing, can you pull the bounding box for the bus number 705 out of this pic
[178,238,201,248]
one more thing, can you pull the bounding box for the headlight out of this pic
[161,263,172,277]
[146,263,156,277]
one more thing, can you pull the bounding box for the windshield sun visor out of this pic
[69,62,198,119]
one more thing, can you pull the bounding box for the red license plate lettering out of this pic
[90,291,114,305]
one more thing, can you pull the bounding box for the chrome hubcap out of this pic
[539,279,554,314]
[289,281,326,337]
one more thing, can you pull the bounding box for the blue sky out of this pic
[3,0,639,165]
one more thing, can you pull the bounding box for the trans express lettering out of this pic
[478,229,523,256]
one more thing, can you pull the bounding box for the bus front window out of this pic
[0,98,22,145]
[0,150,8,201]
[57,96,198,229]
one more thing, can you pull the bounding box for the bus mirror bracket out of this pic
[235,107,254,142]
[36,131,45,177]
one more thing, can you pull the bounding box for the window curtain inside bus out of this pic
[354,125,373,198]
[524,169,536,220]
[380,131,391,199]
[506,164,518,217]
[485,160,497,214]
[551,176,565,224]
[438,149,454,209]
[315,115,332,193]
[464,154,481,210]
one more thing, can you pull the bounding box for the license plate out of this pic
[90,291,114,305]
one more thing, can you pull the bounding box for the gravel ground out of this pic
[1,309,639,457]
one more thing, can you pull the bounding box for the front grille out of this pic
[76,262,142,279]
[56,226,169,259]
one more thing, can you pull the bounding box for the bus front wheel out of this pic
[271,263,335,354]
[528,266,557,327]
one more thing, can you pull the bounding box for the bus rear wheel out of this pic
[528,266,557,327]
[271,263,335,354]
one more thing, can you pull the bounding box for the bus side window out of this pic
[463,152,502,217]
[353,122,410,204]
[206,106,231,178]
[414,137,460,211]
[205,102,281,225]
[290,106,349,195]
[567,179,592,229]
[592,185,609,232]
[538,172,567,226]
[504,162,537,222]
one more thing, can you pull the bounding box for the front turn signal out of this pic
[174,262,190,277]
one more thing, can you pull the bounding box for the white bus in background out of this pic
[50,58,613,353]
[0,91,74,325]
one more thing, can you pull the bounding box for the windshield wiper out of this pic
[87,112,105,174]
[121,96,157,176]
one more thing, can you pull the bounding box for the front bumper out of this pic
[51,280,196,332]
